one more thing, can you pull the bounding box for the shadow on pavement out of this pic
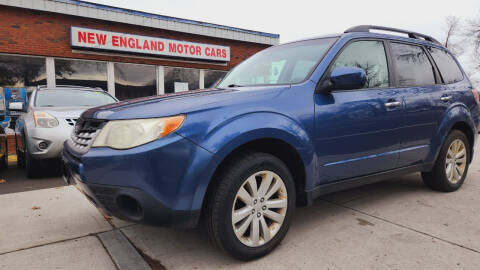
[0,164,65,195]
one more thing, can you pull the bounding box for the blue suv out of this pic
[63,25,480,260]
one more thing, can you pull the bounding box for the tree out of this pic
[462,11,480,87]
[465,13,480,70]
[443,16,464,56]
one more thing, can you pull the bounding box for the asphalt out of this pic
[0,163,65,195]
[0,144,479,269]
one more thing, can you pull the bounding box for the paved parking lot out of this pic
[0,162,65,195]
[1,145,479,269]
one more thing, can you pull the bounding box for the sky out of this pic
[88,0,480,80]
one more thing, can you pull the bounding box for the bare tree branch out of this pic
[443,15,465,56]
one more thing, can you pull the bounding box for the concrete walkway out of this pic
[0,145,479,269]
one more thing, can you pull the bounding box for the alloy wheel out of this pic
[231,170,288,247]
[445,139,467,184]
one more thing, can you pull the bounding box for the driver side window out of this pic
[332,40,389,89]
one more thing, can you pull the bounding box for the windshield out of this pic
[218,38,337,88]
[35,90,116,107]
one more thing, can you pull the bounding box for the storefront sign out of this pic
[71,26,230,61]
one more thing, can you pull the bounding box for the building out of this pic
[0,0,279,100]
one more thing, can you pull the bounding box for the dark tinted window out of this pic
[332,41,389,88]
[204,70,227,88]
[0,54,46,92]
[114,63,156,100]
[164,67,199,93]
[55,59,107,90]
[428,48,463,84]
[390,43,435,87]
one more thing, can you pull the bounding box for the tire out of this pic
[0,136,7,171]
[25,140,42,178]
[16,134,25,169]
[422,130,471,192]
[204,152,296,260]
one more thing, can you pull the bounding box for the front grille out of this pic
[65,118,78,126]
[67,118,106,153]
[90,185,117,213]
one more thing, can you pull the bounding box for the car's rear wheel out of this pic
[205,153,295,260]
[422,130,471,192]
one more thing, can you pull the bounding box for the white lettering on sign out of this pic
[70,26,230,62]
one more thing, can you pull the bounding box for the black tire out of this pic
[0,136,7,171]
[25,141,42,178]
[204,152,296,260]
[16,134,25,169]
[422,130,471,192]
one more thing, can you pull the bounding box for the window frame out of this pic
[386,40,442,88]
[424,46,465,85]
[317,38,394,93]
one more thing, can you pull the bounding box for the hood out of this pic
[81,87,286,120]
[34,106,91,119]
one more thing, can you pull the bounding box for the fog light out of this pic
[38,141,49,150]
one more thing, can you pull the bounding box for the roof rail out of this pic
[344,25,441,45]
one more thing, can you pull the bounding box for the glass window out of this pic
[164,67,199,93]
[390,43,435,87]
[332,41,389,88]
[0,54,46,92]
[35,89,116,107]
[218,38,336,88]
[290,60,317,82]
[114,63,156,100]
[204,70,227,88]
[55,59,107,90]
[428,48,463,84]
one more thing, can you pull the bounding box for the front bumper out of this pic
[27,123,73,159]
[62,133,216,228]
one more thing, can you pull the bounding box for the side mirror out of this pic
[9,102,25,112]
[325,67,367,91]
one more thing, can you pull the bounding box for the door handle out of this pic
[440,95,452,102]
[384,101,401,108]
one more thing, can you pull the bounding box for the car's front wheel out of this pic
[16,134,25,169]
[422,130,471,192]
[205,153,295,260]
[0,135,7,170]
[25,140,42,178]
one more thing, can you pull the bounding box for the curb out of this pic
[98,230,151,270]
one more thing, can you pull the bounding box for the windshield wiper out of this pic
[227,84,244,88]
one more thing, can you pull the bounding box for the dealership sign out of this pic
[70,26,230,61]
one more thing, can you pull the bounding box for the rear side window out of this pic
[332,40,389,88]
[428,48,463,84]
[390,43,435,87]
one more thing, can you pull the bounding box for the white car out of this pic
[14,86,118,177]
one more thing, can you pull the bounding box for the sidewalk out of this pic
[1,145,480,269]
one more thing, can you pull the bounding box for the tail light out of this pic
[473,88,480,105]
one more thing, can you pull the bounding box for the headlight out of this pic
[33,111,59,128]
[92,115,185,149]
